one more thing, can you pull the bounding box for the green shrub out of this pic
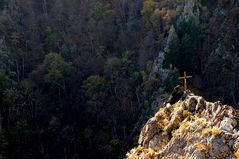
[89,2,111,21]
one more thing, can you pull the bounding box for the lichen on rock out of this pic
[126,91,239,159]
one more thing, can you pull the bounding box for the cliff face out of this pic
[126,91,239,159]
[148,0,239,106]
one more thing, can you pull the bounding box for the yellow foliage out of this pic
[186,133,193,142]
[162,118,170,126]
[235,148,239,158]
[147,148,156,156]
[137,146,144,151]
[189,114,196,120]
[172,130,177,137]
[211,127,222,138]
[156,107,171,120]
[194,142,208,152]
[179,121,189,134]
[162,131,168,136]
[200,126,221,138]
[128,147,159,158]
[201,128,211,137]
[157,118,170,129]
[195,118,204,125]
[183,110,193,118]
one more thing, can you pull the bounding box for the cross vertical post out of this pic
[178,71,192,91]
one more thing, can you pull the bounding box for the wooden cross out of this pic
[178,71,192,91]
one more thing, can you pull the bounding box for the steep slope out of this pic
[148,0,239,105]
[126,91,239,159]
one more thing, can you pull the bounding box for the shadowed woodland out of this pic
[0,0,238,158]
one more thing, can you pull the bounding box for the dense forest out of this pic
[0,0,238,158]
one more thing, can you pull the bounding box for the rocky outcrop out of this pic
[126,91,239,159]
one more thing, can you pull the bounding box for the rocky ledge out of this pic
[126,91,239,159]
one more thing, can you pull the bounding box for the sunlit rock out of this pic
[126,92,239,159]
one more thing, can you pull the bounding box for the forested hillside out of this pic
[0,0,238,159]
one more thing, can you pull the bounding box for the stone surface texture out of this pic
[126,92,239,159]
